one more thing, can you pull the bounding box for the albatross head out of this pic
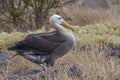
[49,14,75,42]
[49,15,74,32]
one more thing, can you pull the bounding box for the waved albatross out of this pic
[8,15,75,70]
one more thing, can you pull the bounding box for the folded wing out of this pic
[8,31,66,55]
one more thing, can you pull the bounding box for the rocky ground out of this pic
[0,53,83,80]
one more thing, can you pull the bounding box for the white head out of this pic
[49,15,74,32]
[49,14,75,42]
[49,15,63,25]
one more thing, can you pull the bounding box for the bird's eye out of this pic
[58,17,61,20]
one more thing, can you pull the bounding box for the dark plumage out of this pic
[8,31,65,54]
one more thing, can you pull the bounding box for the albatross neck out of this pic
[54,23,69,34]
[54,23,75,42]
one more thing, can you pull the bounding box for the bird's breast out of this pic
[62,30,75,44]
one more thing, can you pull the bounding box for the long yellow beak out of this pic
[61,21,74,31]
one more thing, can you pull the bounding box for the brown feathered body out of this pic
[8,31,74,63]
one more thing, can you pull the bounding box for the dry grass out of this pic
[60,3,120,26]
[61,48,120,80]
[0,45,120,80]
